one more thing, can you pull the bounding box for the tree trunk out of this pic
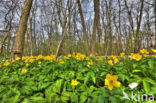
[91,0,99,55]
[77,0,89,55]
[135,0,144,51]
[13,0,33,59]
[154,0,156,48]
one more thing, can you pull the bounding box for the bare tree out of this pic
[13,0,33,59]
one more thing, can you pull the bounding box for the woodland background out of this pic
[0,0,155,57]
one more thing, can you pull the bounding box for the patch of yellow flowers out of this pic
[107,55,119,66]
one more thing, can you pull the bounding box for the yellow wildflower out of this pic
[105,74,121,90]
[60,61,64,64]
[72,52,75,57]
[4,61,10,66]
[107,60,113,66]
[36,54,43,60]
[152,55,156,58]
[120,52,125,56]
[68,54,72,57]
[64,56,69,59]
[140,49,149,54]
[21,68,27,73]
[38,61,41,65]
[15,57,21,61]
[0,65,1,68]
[12,60,15,63]
[143,54,147,57]
[99,58,103,61]
[29,58,34,63]
[26,63,29,67]
[151,49,156,53]
[71,79,78,86]
[114,58,119,63]
[87,61,93,67]
[86,57,90,61]
[131,53,142,61]
[111,55,116,59]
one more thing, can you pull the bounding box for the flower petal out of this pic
[113,81,121,87]
[108,84,114,90]
[105,79,109,85]
[106,74,111,79]
[112,75,118,81]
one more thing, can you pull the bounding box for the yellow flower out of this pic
[0,65,1,68]
[143,54,147,57]
[96,58,98,61]
[64,56,69,59]
[105,74,121,90]
[151,49,156,53]
[38,61,41,65]
[71,79,78,86]
[21,68,27,73]
[72,52,75,57]
[87,61,93,67]
[114,58,119,63]
[12,60,15,63]
[15,57,21,61]
[107,60,113,66]
[140,49,149,54]
[75,53,85,60]
[131,53,142,61]
[68,54,72,57]
[26,63,29,67]
[29,58,34,63]
[90,54,93,56]
[86,57,90,61]
[25,59,29,63]
[99,58,103,61]
[111,55,116,59]
[60,61,64,64]
[152,55,156,58]
[4,61,10,66]
[120,52,125,56]
[36,54,43,60]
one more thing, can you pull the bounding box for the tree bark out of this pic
[77,0,89,55]
[91,0,99,55]
[13,0,33,59]
[135,0,144,51]
[154,0,156,48]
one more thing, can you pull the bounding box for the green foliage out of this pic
[0,54,155,103]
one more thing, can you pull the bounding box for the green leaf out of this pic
[52,79,63,93]
[90,72,96,84]
[84,72,91,84]
[132,69,142,73]
[148,86,156,95]
[144,78,155,85]
[148,60,154,69]
[91,96,105,103]
[133,64,137,69]
[109,96,122,103]
[143,79,150,94]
